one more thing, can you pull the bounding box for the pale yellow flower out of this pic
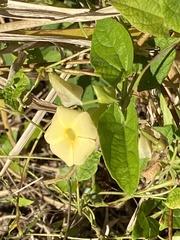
[44,106,98,166]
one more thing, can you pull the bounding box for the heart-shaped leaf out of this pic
[111,0,168,37]
[98,102,140,195]
[91,18,133,86]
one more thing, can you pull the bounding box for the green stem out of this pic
[82,99,98,105]
[45,48,90,70]
[79,22,88,39]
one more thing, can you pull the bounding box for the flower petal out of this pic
[44,112,65,144]
[72,137,97,165]
[49,138,96,166]
[56,106,80,128]
[44,106,98,166]
[73,112,97,139]
[49,139,74,166]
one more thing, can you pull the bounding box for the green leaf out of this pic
[77,151,101,182]
[138,67,159,91]
[140,199,157,215]
[175,127,180,140]
[18,197,34,207]
[162,0,180,33]
[111,0,168,37]
[27,48,44,64]
[10,161,23,175]
[67,75,99,111]
[49,72,83,107]
[93,85,117,104]
[160,94,174,125]
[98,102,139,195]
[88,105,108,127]
[0,130,18,155]
[153,125,174,145]
[132,200,159,239]
[42,46,61,62]
[150,38,177,85]
[4,197,34,207]
[56,167,76,193]
[0,70,31,111]
[165,188,180,209]
[90,18,133,86]
[133,214,159,239]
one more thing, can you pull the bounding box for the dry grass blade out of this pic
[0,33,91,45]
[7,0,89,17]
[0,2,119,32]
[0,76,8,89]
